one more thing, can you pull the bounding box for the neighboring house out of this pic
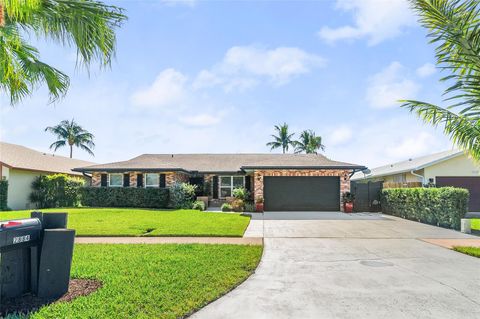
[0,142,95,210]
[75,154,365,212]
[351,150,480,211]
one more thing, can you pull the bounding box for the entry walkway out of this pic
[75,237,262,245]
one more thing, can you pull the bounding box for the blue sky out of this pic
[0,0,454,168]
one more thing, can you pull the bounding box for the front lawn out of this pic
[0,208,250,237]
[471,219,480,231]
[453,246,480,258]
[7,244,262,319]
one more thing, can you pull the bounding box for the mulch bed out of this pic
[0,279,102,317]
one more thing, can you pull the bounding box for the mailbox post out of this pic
[0,212,75,302]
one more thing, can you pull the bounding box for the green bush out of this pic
[169,183,197,209]
[29,174,84,208]
[221,203,233,212]
[232,187,249,201]
[381,187,469,230]
[0,180,8,211]
[244,202,255,212]
[82,187,169,208]
[192,200,206,211]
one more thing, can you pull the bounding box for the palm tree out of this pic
[401,0,480,161]
[266,123,296,153]
[294,130,325,154]
[0,0,126,105]
[45,119,95,158]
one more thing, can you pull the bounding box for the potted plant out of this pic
[255,197,264,212]
[342,191,355,213]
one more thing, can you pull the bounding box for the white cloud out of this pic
[385,131,438,159]
[193,46,325,91]
[328,125,353,146]
[366,62,420,109]
[325,116,451,169]
[318,0,416,45]
[179,114,221,127]
[416,63,436,78]
[130,68,187,108]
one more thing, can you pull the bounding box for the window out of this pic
[145,173,160,187]
[220,176,244,198]
[393,173,407,183]
[108,173,123,187]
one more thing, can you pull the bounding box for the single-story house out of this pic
[74,154,365,211]
[351,149,480,211]
[0,142,95,210]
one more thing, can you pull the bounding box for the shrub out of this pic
[221,203,233,212]
[82,187,169,208]
[0,180,8,211]
[192,200,206,211]
[169,183,197,209]
[244,202,255,212]
[232,187,249,201]
[231,199,245,212]
[342,191,354,203]
[29,174,84,208]
[381,187,469,230]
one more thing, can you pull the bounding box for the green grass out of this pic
[0,208,250,237]
[471,219,480,231]
[13,244,263,319]
[453,246,480,258]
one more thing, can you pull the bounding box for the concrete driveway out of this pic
[192,212,480,319]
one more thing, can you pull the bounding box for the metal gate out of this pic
[350,181,382,212]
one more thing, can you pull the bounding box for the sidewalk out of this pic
[75,237,262,245]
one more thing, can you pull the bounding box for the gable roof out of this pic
[1,142,95,176]
[74,153,365,173]
[351,149,464,181]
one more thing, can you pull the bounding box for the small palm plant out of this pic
[401,0,480,161]
[294,130,325,154]
[45,119,95,158]
[266,123,296,153]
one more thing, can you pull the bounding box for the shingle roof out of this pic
[0,142,95,176]
[75,153,365,173]
[351,149,463,181]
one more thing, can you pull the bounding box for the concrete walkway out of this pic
[192,212,480,319]
[75,237,262,245]
[421,238,480,249]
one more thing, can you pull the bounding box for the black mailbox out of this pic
[0,218,42,300]
[0,212,75,303]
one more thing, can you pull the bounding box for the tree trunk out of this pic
[70,145,73,158]
[0,4,4,27]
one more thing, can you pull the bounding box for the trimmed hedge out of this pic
[82,187,169,208]
[29,174,84,208]
[381,187,469,230]
[0,180,8,210]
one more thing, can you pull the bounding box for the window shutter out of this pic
[212,176,219,199]
[137,174,143,187]
[159,174,166,188]
[100,174,107,187]
[244,175,251,192]
[123,174,130,187]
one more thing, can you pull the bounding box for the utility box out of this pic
[0,212,75,302]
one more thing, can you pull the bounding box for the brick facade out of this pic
[253,169,352,211]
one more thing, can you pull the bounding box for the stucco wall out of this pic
[424,154,480,183]
[7,169,40,210]
[382,171,424,183]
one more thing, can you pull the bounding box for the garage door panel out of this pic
[436,176,480,211]
[264,176,340,211]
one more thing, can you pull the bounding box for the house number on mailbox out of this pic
[12,235,31,244]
